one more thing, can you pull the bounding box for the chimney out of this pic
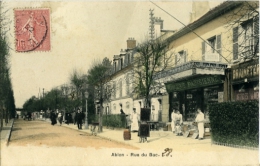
[190,1,210,23]
[126,37,136,49]
[154,17,164,38]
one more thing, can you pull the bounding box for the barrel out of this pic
[123,129,131,140]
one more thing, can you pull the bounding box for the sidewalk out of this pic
[0,119,14,147]
[54,120,257,151]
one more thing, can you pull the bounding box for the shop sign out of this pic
[232,60,259,81]
[166,75,222,92]
[236,93,249,101]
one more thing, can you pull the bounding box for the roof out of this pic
[166,1,243,43]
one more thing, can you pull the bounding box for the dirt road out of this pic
[10,119,137,150]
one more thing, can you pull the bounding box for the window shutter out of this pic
[184,51,187,63]
[216,34,222,62]
[254,16,259,55]
[202,41,205,60]
[233,27,239,60]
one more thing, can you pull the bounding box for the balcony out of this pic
[203,53,220,62]
[154,60,228,80]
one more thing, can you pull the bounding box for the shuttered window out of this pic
[233,27,239,60]
[253,16,259,56]
[202,41,205,60]
[216,34,222,62]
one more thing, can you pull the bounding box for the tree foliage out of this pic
[87,57,112,132]
[133,38,173,107]
[224,1,259,60]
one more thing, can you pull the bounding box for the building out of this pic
[155,1,259,123]
[95,1,259,127]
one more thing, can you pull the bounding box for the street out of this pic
[0,119,258,166]
[9,119,137,149]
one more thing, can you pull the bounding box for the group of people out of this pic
[171,109,183,136]
[171,108,205,140]
[49,108,85,130]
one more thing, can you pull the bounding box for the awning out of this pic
[165,75,224,92]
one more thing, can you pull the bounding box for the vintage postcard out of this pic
[0,0,259,166]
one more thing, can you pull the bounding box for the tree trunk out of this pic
[0,107,3,131]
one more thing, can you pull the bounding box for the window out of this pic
[114,61,117,72]
[113,104,116,111]
[207,37,216,53]
[202,35,221,62]
[119,79,122,97]
[126,74,130,95]
[240,20,254,57]
[233,17,258,60]
[113,81,116,98]
[175,50,186,65]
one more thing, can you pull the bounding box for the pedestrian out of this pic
[72,110,76,125]
[171,109,176,134]
[130,108,139,132]
[58,112,63,126]
[120,108,126,128]
[75,108,83,129]
[50,110,57,125]
[175,110,183,136]
[195,108,205,140]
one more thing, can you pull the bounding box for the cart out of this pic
[138,108,151,143]
[90,122,99,136]
[138,123,150,143]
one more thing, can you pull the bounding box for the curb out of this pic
[4,119,14,146]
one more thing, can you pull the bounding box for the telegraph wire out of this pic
[149,0,230,63]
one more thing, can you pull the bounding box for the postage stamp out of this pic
[14,8,50,52]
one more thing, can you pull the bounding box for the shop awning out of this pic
[165,75,224,92]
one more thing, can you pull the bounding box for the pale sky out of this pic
[3,0,224,108]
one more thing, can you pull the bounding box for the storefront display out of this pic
[231,59,259,101]
[167,75,224,122]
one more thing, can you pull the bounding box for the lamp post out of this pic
[84,90,89,129]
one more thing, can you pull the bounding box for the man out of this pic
[75,108,83,129]
[171,109,176,133]
[175,110,183,136]
[195,108,205,140]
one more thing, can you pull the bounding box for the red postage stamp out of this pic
[14,8,51,52]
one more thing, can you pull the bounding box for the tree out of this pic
[87,57,112,132]
[224,1,259,60]
[133,37,173,108]
[0,2,15,131]
[70,69,86,108]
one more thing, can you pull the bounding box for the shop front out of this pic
[166,75,224,122]
[231,59,259,101]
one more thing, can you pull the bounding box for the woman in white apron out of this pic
[131,108,139,132]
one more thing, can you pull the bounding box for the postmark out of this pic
[14,8,50,52]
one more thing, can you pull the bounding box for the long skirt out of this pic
[171,121,175,132]
[51,118,57,125]
[131,121,139,131]
[198,122,204,138]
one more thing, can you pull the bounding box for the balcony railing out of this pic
[154,60,228,80]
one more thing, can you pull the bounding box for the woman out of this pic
[175,110,183,136]
[130,108,139,132]
[58,112,63,126]
[50,110,57,125]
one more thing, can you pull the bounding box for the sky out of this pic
[3,0,224,108]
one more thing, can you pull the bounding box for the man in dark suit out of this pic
[75,108,83,129]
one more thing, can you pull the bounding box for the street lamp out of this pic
[84,90,89,129]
